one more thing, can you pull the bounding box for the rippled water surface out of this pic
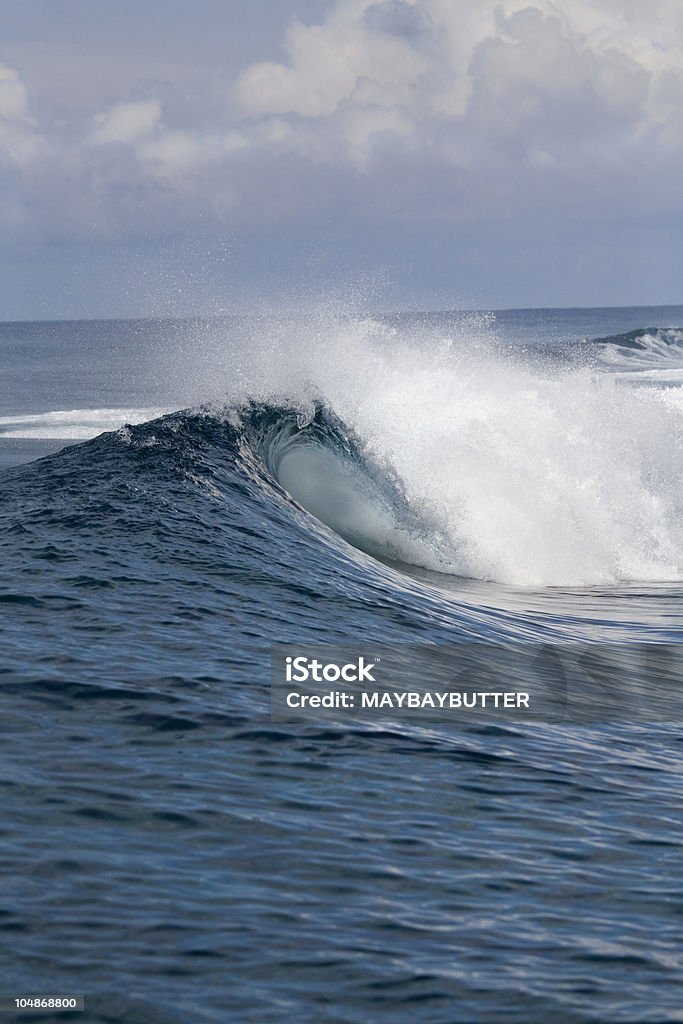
[2,308,683,1022]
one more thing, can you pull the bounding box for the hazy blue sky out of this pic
[1,0,681,318]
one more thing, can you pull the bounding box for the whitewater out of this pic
[225,315,683,587]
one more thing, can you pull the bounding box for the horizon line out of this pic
[2,301,683,326]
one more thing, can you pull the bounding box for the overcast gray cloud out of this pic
[0,0,681,316]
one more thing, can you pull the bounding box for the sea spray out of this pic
[190,314,683,586]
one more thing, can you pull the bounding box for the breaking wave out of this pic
[9,319,683,588]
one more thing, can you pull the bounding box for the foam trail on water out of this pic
[0,407,171,439]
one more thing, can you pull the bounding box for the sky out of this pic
[0,0,681,318]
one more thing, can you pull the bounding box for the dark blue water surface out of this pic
[2,309,683,1023]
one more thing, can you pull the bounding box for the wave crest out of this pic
[225,318,683,587]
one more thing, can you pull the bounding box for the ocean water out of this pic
[2,306,683,1023]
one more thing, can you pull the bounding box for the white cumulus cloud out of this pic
[0,62,45,166]
[234,0,683,167]
[91,98,163,145]
[1,1,683,238]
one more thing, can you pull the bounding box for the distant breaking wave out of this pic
[593,326,683,353]
[592,326,683,378]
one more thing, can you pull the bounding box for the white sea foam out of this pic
[205,314,683,587]
[0,407,169,440]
